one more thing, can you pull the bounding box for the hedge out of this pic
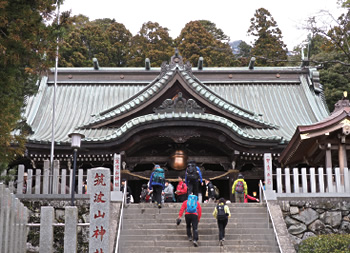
[298,234,350,253]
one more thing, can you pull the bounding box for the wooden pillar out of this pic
[339,135,347,185]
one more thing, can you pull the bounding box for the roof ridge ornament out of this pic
[159,48,193,78]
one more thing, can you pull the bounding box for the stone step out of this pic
[121,228,275,236]
[123,217,269,225]
[123,206,267,214]
[122,222,271,229]
[125,203,265,209]
[120,239,277,247]
[119,245,280,253]
[120,233,277,242]
[123,213,269,219]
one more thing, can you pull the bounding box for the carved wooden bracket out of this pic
[154,92,205,114]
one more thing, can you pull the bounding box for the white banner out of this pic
[113,153,121,191]
[264,153,273,191]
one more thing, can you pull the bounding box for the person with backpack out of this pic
[149,165,165,208]
[185,161,203,197]
[204,179,215,202]
[175,176,187,202]
[212,198,231,246]
[232,173,248,203]
[177,194,202,247]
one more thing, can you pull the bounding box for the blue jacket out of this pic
[185,166,203,185]
[149,170,165,190]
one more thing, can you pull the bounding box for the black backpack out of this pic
[217,204,227,220]
[186,165,198,180]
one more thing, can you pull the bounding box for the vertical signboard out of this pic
[113,153,121,192]
[88,168,110,253]
[264,153,273,191]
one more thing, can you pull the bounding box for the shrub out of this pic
[299,234,350,253]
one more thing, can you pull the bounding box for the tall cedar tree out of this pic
[0,0,59,170]
[175,21,234,67]
[60,15,132,67]
[128,21,174,67]
[248,8,288,66]
[306,0,350,111]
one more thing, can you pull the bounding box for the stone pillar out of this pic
[64,207,78,253]
[43,160,50,194]
[39,206,54,253]
[293,168,299,193]
[17,165,25,194]
[326,167,334,193]
[1,188,11,253]
[8,195,18,253]
[35,169,42,194]
[318,168,325,193]
[78,169,83,194]
[285,168,291,193]
[27,169,33,194]
[310,168,316,193]
[53,160,60,194]
[61,169,67,194]
[335,167,342,193]
[301,168,307,193]
[88,168,110,253]
[276,168,282,193]
[345,167,350,193]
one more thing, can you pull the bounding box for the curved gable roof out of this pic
[78,60,277,130]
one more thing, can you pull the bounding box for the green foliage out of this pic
[0,0,58,171]
[305,1,350,111]
[60,15,132,67]
[175,21,235,67]
[299,234,350,253]
[199,20,230,42]
[128,21,174,67]
[247,8,288,66]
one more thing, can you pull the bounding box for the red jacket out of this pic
[176,181,187,195]
[244,194,259,203]
[178,200,202,222]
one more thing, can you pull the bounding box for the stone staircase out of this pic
[118,202,280,253]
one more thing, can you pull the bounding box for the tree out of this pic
[175,21,234,67]
[199,20,230,42]
[247,8,288,66]
[0,0,59,171]
[128,21,174,67]
[305,1,350,111]
[60,16,132,67]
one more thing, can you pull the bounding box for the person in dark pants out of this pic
[178,194,202,247]
[149,165,165,208]
[213,198,231,246]
[185,161,203,196]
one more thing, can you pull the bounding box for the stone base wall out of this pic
[23,200,90,253]
[279,198,350,250]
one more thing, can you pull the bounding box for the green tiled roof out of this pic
[24,63,329,146]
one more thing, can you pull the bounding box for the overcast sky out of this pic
[60,0,344,51]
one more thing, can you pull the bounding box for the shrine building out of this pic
[21,51,330,201]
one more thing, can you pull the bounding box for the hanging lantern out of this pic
[170,150,188,170]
